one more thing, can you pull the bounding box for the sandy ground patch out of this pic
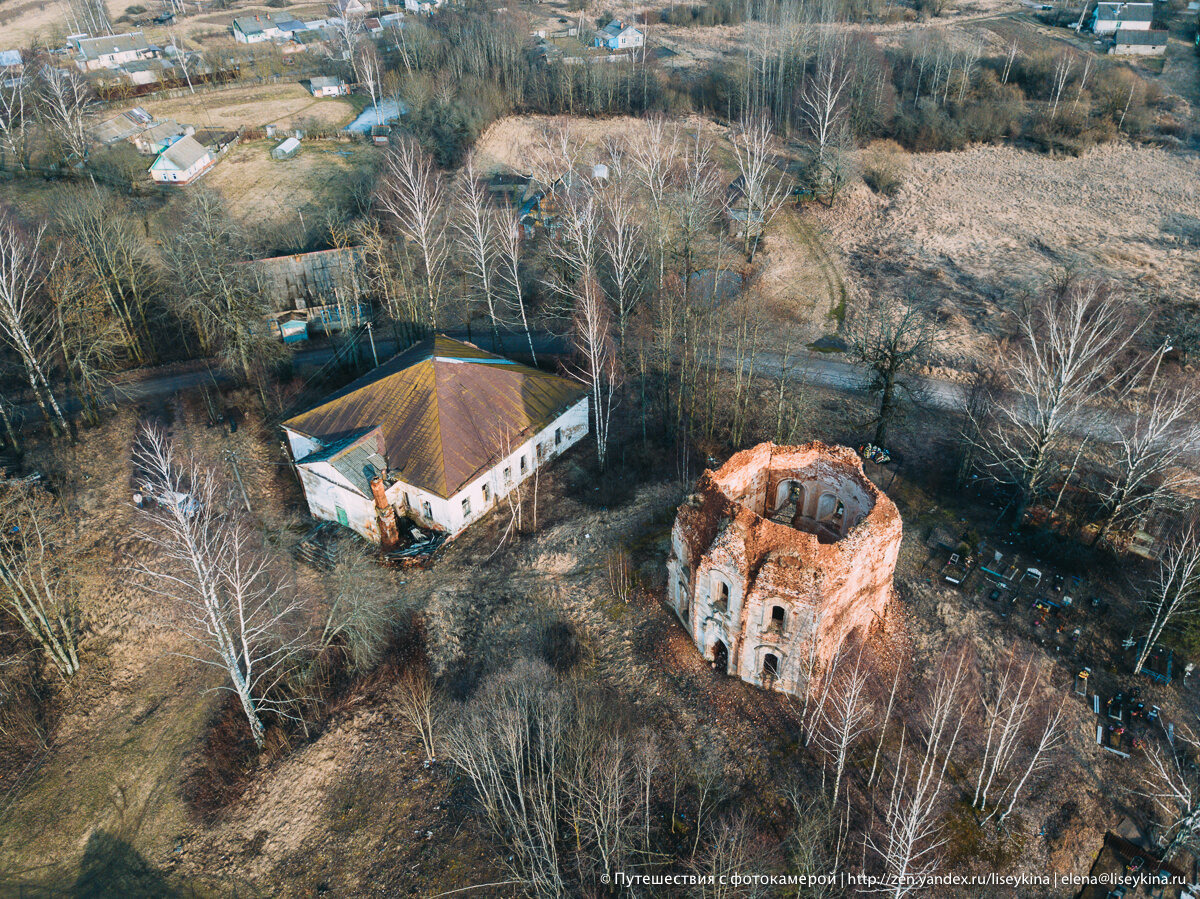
[137,82,356,134]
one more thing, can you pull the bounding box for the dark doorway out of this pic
[712,640,728,674]
[763,653,780,683]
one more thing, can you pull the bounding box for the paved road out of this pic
[10,330,1195,455]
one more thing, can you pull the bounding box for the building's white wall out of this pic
[290,397,589,540]
[296,462,376,539]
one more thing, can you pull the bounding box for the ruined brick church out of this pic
[667,442,902,696]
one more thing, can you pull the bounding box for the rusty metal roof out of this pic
[286,336,587,499]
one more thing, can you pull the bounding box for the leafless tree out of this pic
[160,189,283,383]
[572,272,620,472]
[1140,720,1200,861]
[1133,523,1200,676]
[628,116,678,288]
[453,156,504,349]
[375,139,449,329]
[316,539,395,673]
[955,359,1004,489]
[55,187,157,364]
[133,427,309,748]
[0,76,33,172]
[798,34,851,165]
[991,695,1068,829]
[495,206,536,365]
[868,651,969,898]
[598,183,646,348]
[442,660,568,897]
[0,482,81,678]
[848,296,937,447]
[729,114,790,261]
[818,649,874,803]
[396,664,442,762]
[605,548,634,603]
[1049,53,1073,119]
[688,810,774,899]
[1093,374,1200,547]
[674,131,722,302]
[974,279,1138,525]
[972,645,1036,814]
[354,42,383,126]
[35,64,93,165]
[0,210,68,434]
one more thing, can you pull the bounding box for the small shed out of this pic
[272,310,309,343]
[370,124,390,145]
[272,136,301,159]
[1111,28,1168,54]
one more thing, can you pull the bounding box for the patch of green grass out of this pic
[827,286,847,324]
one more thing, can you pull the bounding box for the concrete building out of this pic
[1091,2,1154,33]
[72,32,156,70]
[667,442,902,696]
[283,336,589,541]
[594,20,644,50]
[309,75,348,96]
[148,135,214,184]
[1111,28,1168,53]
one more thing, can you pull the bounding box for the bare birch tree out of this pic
[133,428,309,748]
[1140,721,1200,861]
[375,138,449,329]
[495,206,536,365]
[453,156,504,348]
[729,114,790,261]
[991,695,1068,829]
[0,210,68,434]
[628,116,678,288]
[1093,377,1200,547]
[1133,523,1200,676]
[572,272,620,472]
[36,64,93,165]
[818,650,874,804]
[974,279,1138,525]
[0,482,81,677]
[972,646,1036,813]
[396,664,442,762]
[798,34,851,165]
[599,183,646,348]
[868,652,969,898]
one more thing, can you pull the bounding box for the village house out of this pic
[594,20,644,50]
[0,50,22,85]
[1111,28,1169,53]
[1091,1,1154,33]
[133,119,191,155]
[330,0,369,17]
[283,336,589,541]
[233,13,308,43]
[72,32,157,71]
[667,442,902,697]
[404,0,445,14]
[309,75,348,96]
[91,107,154,145]
[148,135,214,185]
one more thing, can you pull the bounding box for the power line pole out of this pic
[225,449,252,514]
[367,320,379,367]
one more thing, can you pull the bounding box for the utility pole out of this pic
[225,449,252,514]
[367,320,379,367]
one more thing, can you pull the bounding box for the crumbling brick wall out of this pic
[666,442,902,696]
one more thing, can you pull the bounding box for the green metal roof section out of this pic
[286,335,587,499]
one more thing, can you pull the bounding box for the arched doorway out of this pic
[678,580,689,621]
[712,640,728,675]
[775,480,805,514]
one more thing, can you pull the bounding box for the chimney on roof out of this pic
[370,476,400,550]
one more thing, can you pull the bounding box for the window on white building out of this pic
[555,427,563,446]
[422,500,432,519]
[520,455,527,474]
[462,497,471,517]
[482,484,490,503]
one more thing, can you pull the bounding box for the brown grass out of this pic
[138,82,356,133]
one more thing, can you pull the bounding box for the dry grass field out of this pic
[204,138,378,226]
[138,82,357,134]
[816,143,1200,363]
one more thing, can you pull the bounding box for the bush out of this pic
[860,140,907,196]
